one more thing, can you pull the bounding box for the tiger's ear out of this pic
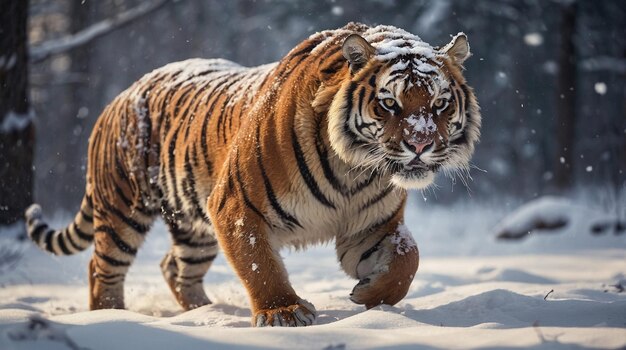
[342,34,375,73]
[441,33,471,65]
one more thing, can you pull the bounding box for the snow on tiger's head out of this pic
[326,24,481,190]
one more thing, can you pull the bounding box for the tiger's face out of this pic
[327,29,481,189]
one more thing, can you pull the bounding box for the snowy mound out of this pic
[493,196,625,240]
[493,196,571,239]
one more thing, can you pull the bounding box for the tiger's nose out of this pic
[404,140,433,155]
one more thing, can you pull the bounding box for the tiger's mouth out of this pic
[386,157,441,189]
[403,162,428,172]
[398,161,439,176]
[405,156,427,168]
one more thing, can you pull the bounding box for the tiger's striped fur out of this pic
[25,23,480,327]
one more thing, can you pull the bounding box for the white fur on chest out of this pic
[271,176,404,249]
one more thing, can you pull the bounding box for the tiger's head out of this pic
[326,26,481,189]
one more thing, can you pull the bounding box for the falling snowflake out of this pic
[523,33,544,46]
[331,6,343,16]
[594,82,607,95]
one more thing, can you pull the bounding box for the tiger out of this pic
[25,22,480,327]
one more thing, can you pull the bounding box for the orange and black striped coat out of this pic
[26,22,480,327]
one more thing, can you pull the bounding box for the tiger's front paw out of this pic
[349,275,409,309]
[350,245,419,309]
[253,299,317,327]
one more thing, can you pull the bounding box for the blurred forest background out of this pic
[1,0,625,222]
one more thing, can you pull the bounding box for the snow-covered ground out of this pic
[0,195,625,349]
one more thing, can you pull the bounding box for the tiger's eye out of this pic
[434,98,446,108]
[383,98,396,108]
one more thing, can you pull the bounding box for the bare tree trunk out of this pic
[69,0,92,125]
[64,0,94,206]
[0,0,34,226]
[621,47,626,189]
[554,1,578,191]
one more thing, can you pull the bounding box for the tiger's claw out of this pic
[253,299,316,327]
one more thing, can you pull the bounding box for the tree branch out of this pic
[580,56,626,74]
[29,0,172,63]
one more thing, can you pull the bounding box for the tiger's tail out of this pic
[25,195,95,255]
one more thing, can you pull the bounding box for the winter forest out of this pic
[0,0,625,349]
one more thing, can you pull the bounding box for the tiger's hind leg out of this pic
[160,212,219,310]
[89,208,153,310]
